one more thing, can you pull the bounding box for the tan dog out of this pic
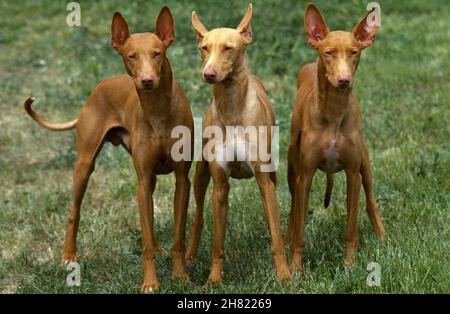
[185,4,291,284]
[23,7,193,292]
[286,4,386,272]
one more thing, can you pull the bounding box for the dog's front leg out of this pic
[149,175,168,255]
[255,171,291,282]
[208,165,230,284]
[133,148,159,292]
[290,169,315,274]
[172,166,191,282]
[285,142,300,245]
[344,170,362,267]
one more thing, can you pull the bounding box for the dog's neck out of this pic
[137,57,173,118]
[316,58,352,125]
[212,54,251,125]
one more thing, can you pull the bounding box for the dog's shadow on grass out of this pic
[15,176,381,293]
[15,207,380,293]
[302,203,380,272]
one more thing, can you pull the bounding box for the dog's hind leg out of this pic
[185,160,210,261]
[172,164,192,281]
[285,143,299,245]
[256,170,291,282]
[61,125,107,265]
[361,147,386,239]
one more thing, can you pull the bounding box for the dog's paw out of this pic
[141,280,160,293]
[61,253,78,266]
[171,270,191,284]
[289,253,303,276]
[207,267,223,285]
[276,264,292,282]
[377,230,387,241]
[344,251,357,268]
[185,247,198,262]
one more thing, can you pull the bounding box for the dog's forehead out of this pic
[126,33,164,51]
[203,28,242,45]
[322,31,357,49]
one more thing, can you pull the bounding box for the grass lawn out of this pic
[0,0,449,293]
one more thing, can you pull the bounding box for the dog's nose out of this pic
[140,75,154,88]
[141,78,153,87]
[203,69,217,82]
[338,76,351,88]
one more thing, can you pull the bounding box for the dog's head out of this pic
[111,7,175,92]
[304,4,379,91]
[192,4,253,84]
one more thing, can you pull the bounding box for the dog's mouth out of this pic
[204,77,217,84]
[328,77,352,92]
[337,81,352,91]
[203,75,233,85]
[138,83,157,93]
[134,78,159,93]
[134,81,157,93]
[142,85,156,92]
[338,85,351,92]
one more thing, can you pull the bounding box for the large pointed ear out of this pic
[155,6,175,48]
[111,12,130,50]
[236,3,253,45]
[304,3,329,47]
[192,11,208,45]
[352,8,379,48]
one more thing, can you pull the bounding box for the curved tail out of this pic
[23,97,78,131]
[324,173,334,208]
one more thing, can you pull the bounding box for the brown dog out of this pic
[185,4,291,284]
[286,4,386,272]
[23,7,193,292]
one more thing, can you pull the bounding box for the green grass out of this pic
[0,0,449,293]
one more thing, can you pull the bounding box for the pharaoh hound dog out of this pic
[24,7,193,292]
[286,4,386,273]
[185,4,291,284]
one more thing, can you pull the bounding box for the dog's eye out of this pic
[154,51,161,57]
[128,53,136,59]
[351,49,359,56]
[325,50,333,56]
[201,46,208,52]
[224,46,233,52]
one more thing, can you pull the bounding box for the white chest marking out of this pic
[212,79,259,177]
[324,140,338,159]
[215,135,255,177]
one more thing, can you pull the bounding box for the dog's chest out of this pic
[319,139,343,173]
[210,80,261,178]
[213,131,256,179]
